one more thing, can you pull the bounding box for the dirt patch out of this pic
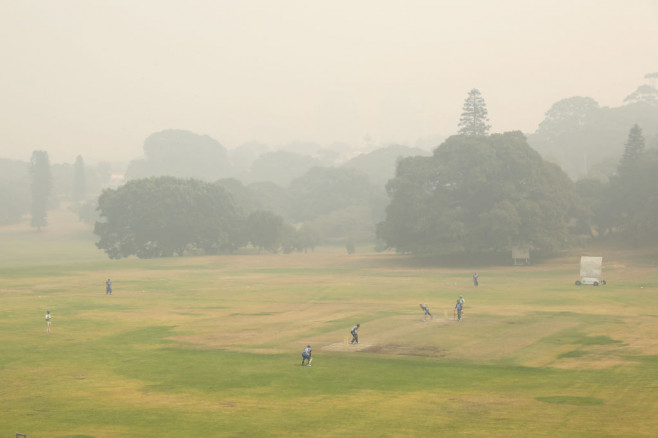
[321,342,373,352]
[363,344,447,357]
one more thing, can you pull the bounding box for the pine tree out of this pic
[619,124,645,176]
[622,124,645,161]
[458,88,491,136]
[29,150,53,230]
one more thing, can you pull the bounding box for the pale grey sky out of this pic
[1,0,657,163]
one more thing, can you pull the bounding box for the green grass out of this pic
[1,209,658,437]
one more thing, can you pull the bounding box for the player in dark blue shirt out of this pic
[420,304,432,321]
[455,299,463,321]
[350,324,360,344]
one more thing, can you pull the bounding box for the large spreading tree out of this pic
[94,177,244,258]
[377,132,578,256]
[457,88,491,136]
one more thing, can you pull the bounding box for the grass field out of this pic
[1,208,657,437]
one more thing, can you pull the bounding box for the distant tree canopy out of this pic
[245,210,295,253]
[0,159,29,225]
[116,129,439,246]
[529,90,658,179]
[458,88,491,136]
[0,180,29,225]
[125,130,232,181]
[288,167,386,222]
[216,167,389,245]
[246,181,296,221]
[248,150,322,187]
[228,141,269,176]
[93,176,323,258]
[29,150,53,230]
[534,97,599,146]
[72,155,86,202]
[606,126,658,243]
[624,85,658,105]
[215,178,265,215]
[95,177,244,259]
[377,132,578,256]
[341,144,431,187]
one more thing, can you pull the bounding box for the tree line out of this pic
[6,87,658,259]
[94,176,318,258]
[376,90,658,256]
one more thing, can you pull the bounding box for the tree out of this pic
[0,180,29,225]
[341,144,430,187]
[124,130,233,181]
[528,94,658,179]
[29,150,53,230]
[533,97,599,145]
[78,199,100,225]
[620,124,646,166]
[72,155,86,202]
[609,127,658,244]
[0,159,30,225]
[457,88,491,136]
[293,223,320,253]
[613,125,647,230]
[624,85,658,105]
[609,149,658,244]
[244,210,294,253]
[94,177,244,259]
[246,181,296,221]
[377,132,578,257]
[248,150,321,187]
[288,167,386,222]
[215,178,265,215]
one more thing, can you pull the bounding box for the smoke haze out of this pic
[1,0,657,163]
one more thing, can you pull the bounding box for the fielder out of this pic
[301,345,312,366]
[45,310,52,333]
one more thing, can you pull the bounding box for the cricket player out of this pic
[455,299,463,321]
[350,324,360,344]
[420,304,432,321]
[301,345,312,366]
[45,310,52,333]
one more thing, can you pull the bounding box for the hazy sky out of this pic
[1,0,657,164]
